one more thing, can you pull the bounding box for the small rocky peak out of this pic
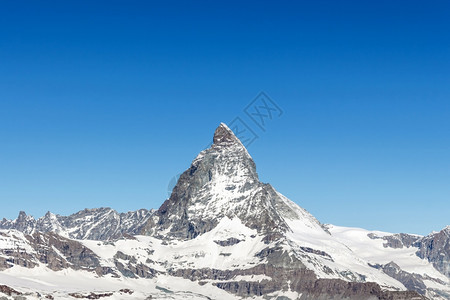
[17,211,27,221]
[443,225,450,234]
[385,261,401,272]
[213,123,241,146]
[43,211,57,220]
[12,211,36,233]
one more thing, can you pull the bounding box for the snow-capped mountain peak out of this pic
[147,123,323,242]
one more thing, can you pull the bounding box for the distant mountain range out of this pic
[0,123,448,299]
[0,207,153,240]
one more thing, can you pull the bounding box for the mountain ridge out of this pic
[0,207,154,240]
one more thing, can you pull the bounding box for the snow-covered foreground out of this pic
[0,218,301,299]
[0,219,449,299]
[0,268,236,299]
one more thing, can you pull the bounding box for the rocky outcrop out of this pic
[26,232,102,272]
[367,233,421,249]
[0,231,39,270]
[0,249,38,270]
[0,285,22,296]
[215,278,426,299]
[68,292,114,299]
[113,251,158,278]
[416,226,450,278]
[0,230,118,277]
[214,237,242,246]
[371,262,427,295]
[291,280,426,300]
[173,264,426,299]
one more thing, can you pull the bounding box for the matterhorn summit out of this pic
[0,123,448,300]
[147,122,322,243]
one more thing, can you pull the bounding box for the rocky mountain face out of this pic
[0,207,154,240]
[0,123,448,300]
[142,123,320,243]
[416,226,450,278]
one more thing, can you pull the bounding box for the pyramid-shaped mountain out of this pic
[143,123,323,243]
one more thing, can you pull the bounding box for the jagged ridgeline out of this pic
[0,123,448,300]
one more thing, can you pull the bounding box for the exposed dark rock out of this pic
[300,246,333,259]
[0,230,119,277]
[214,237,242,246]
[0,285,22,296]
[367,233,421,249]
[118,289,133,295]
[216,278,427,299]
[68,292,114,299]
[114,251,137,264]
[372,262,427,295]
[113,251,158,278]
[415,226,450,278]
[0,248,39,270]
[26,232,104,273]
[173,265,426,299]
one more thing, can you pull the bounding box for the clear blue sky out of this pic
[1,1,449,235]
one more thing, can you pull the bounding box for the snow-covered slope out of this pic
[0,123,448,300]
[328,225,450,299]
